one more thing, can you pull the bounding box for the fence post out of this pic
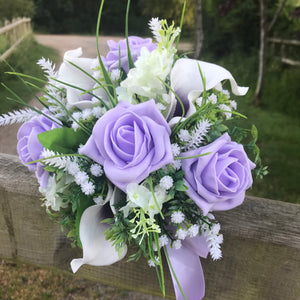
[0,18,32,62]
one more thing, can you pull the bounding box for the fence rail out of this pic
[0,152,300,299]
[0,18,31,62]
[268,37,300,67]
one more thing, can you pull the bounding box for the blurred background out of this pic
[0,0,299,299]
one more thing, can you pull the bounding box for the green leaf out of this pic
[38,127,89,154]
[175,180,187,192]
[251,124,258,143]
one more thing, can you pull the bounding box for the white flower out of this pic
[218,104,232,119]
[75,171,89,185]
[39,174,72,211]
[187,224,200,238]
[222,89,230,97]
[175,228,187,240]
[116,86,136,104]
[207,213,215,220]
[81,181,95,195]
[72,111,82,121]
[121,47,173,99]
[82,108,93,120]
[92,106,105,119]
[70,187,127,273]
[196,97,203,107]
[159,176,173,190]
[172,160,182,170]
[170,58,248,117]
[122,183,167,218]
[171,143,181,157]
[156,103,166,111]
[208,93,218,104]
[66,161,80,176]
[171,211,185,224]
[178,129,191,142]
[230,100,237,110]
[90,164,103,177]
[93,195,104,205]
[211,223,221,235]
[71,122,79,131]
[148,256,159,267]
[172,239,182,250]
[111,69,121,81]
[56,48,100,110]
[159,234,169,248]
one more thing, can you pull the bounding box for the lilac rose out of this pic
[17,114,60,188]
[80,100,174,191]
[181,133,255,215]
[103,36,156,73]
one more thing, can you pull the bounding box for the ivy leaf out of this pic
[38,127,89,154]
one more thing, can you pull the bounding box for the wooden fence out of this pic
[0,152,300,300]
[268,37,300,67]
[0,18,31,62]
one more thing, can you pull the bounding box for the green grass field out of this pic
[0,35,59,115]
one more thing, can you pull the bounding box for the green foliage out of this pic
[0,35,9,55]
[139,0,195,37]
[32,0,148,35]
[0,0,34,21]
[202,0,260,57]
[38,127,89,154]
[0,35,59,115]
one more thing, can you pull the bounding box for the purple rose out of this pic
[103,36,156,73]
[17,114,60,188]
[181,133,255,215]
[80,100,174,191]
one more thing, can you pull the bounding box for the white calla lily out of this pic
[170,58,248,116]
[70,187,127,273]
[57,48,108,110]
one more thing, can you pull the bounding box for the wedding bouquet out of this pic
[0,2,267,299]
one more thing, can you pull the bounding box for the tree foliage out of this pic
[0,0,35,21]
[32,0,148,35]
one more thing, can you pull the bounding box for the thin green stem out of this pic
[174,152,212,160]
[148,177,164,220]
[96,0,115,99]
[154,233,165,297]
[175,0,187,50]
[125,0,134,70]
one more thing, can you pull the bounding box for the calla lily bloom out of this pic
[71,187,127,273]
[57,48,108,110]
[170,58,248,116]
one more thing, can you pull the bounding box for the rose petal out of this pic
[70,188,127,273]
